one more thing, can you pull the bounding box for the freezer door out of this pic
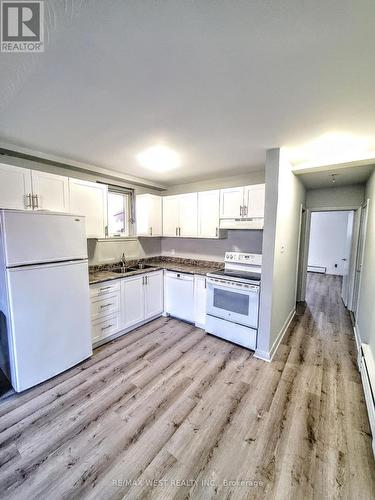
[1,210,87,267]
[7,260,92,392]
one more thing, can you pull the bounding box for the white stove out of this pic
[205,252,262,350]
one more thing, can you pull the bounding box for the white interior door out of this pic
[144,272,163,319]
[341,211,354,306]
[69,178,107,238]
[219,187,244,218]
[162,196,180,236]
[198,190,220,238]
[0,163,32,210]
[31,171,70,212]
[7,260,92,392]
[353,203,369,317]
[244,184,265,218]
[179,192,198,237]
[122,276,145,328]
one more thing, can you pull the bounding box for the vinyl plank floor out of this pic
[0,274,374,499]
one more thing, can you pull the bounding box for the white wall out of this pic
[306,185,364,209]
[357,170,375,358]
[308,211,350,275]
[258,149,306,359]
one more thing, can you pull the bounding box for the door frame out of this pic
[298,205,362,307]
[352,200,369,319]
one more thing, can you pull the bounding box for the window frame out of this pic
[106,186,135,239]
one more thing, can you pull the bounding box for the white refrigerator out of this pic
[0,210,92,392]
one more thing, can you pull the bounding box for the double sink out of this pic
[111,263,157,275]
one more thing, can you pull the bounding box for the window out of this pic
[107,189,134,237]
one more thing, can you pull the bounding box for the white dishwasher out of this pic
[165,271,195,323]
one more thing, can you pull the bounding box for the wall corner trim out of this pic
[255,306,296,362]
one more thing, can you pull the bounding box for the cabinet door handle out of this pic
[99,286,112,292]
[176,227,178,236]
[215,227,218,237]
[32,194,39,209]
[101,324,113,331]
[179,227,181,236]
[240,205,243,217]
[145,275,148,285]
[150,227,152,236]
[100,303,113,308]
[244,206,248,217]
[25,193,32,209]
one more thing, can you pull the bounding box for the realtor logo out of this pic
[1,0,44,52]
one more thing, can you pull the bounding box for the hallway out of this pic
[0,274,374,499]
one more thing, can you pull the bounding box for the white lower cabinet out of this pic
[194,276,207,328]
[91,314,120,344]
[121,275,145,329]
[90,270,164,345]
[144,272,164,319]
[90,269,208,346]
[121,271,164,328]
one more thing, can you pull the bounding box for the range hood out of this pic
[219,217,264,230]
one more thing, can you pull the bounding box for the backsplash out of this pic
[88,230,263,266]
[87,237,161,266]
[160,230,263,262]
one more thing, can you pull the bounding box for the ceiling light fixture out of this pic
[331,174,338,183]
[136,145,181,172]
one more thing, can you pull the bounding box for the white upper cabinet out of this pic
[163,193,198,238]
[31,171,70,212]
[0,163,32,210]
[69,178,108,239]
[244,184,265,218]
[179,193,198,237]
[162,195,180,237]
[220,184,265,220]
[198,190,220,238]
[136,194,162,237]
[219,187,244,219]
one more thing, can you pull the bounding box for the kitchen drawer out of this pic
[90,280,120,298]
[91,313,120,343]
[91,292,120,321]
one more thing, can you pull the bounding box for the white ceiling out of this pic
[297,164,375,189]
[1,1,375,185]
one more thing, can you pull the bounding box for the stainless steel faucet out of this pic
[121,253,126,270]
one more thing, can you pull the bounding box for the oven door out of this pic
[206,279,259,328]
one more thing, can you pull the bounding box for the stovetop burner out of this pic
[209,269,261,282]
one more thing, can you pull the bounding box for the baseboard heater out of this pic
[307,265,326,274]
[360,344,375,457]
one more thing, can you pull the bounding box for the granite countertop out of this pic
[89,257,224,285]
